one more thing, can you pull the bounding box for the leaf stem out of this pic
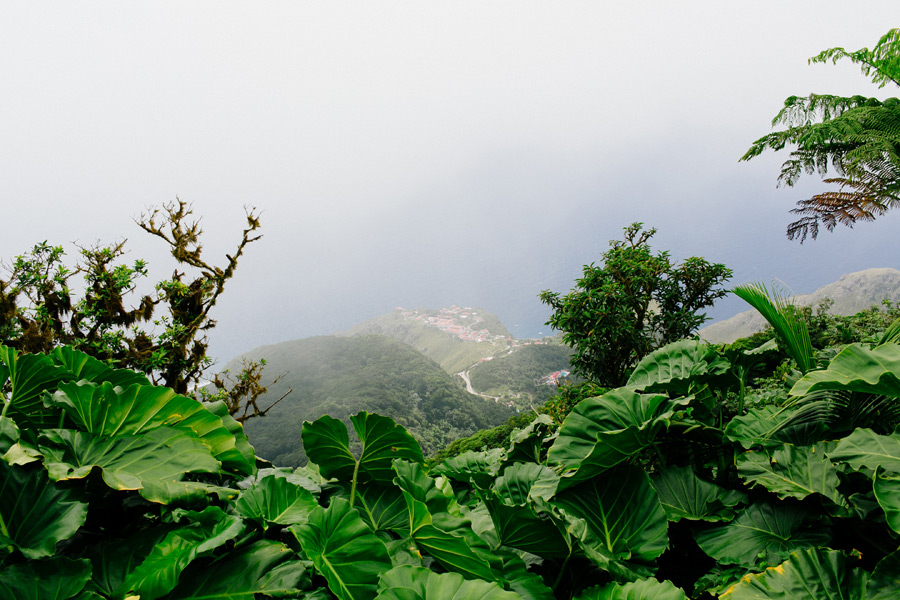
[349,458,360,509]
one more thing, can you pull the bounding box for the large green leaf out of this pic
[49,346,150,388]
[0,556,91,600]
[576,578,688,600]
[0,346,72,422]
[547,389,688,490]
[553,464,668,577]
[694,503,829,568]
[354,483,410,534]
[235,474,318,529]
[291,497,392,600]
[393,461,501,582]
[161,540,310,600]
[124,507,244,600]
[790,343,900,397]
[302,412,424,501]
[493,549,555,600]
[374,565,521,600]
[0,461,87,559]
[485,463,568,558]
[828,427,900,473]
[431,448,505,490]
[724,405,826,449]
[506,414,555,464]
[493,462,560,506]
[873,467,900,533]
[627,339,729,395]
[719,548,867,600]
[0,413,41,466]
[81,530,167,599]
[736,442,845,507]
[39,427,221,503]
[51,380,254,475]
[650,466,745,522]
[868,549,900,600]
[204,399,256,472]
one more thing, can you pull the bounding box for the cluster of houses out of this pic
[395,305,498,343]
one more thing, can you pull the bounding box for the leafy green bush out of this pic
[3,333,900,599]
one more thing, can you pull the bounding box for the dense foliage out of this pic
[0,201,280,422]
[5,277,900,598]
[742,28,900,241]
[540,223,731,387]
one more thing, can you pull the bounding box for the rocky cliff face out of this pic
[700,268,900,344]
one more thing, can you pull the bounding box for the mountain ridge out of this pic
[700,267,900,344]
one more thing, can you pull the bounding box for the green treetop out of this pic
[540,223,731,387]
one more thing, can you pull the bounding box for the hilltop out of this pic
[700,267,900,344]
[339,305,513,373]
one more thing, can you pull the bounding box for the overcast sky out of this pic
[3,3,899,363]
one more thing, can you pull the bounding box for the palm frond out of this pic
[732,282,815,373]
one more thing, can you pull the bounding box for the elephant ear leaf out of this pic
[874,467,900,534]
[0,461,88,559]
[163,540,310,600]
[0,346,72,423]
[790,343,900,397]
[235,474,319,528]
[548,388,688,490]
[695,503,829,568]
[431,448,504,489]
[124,506,245,600]
[627,339,729,395]
[719,548,867,600]
[868,549,900,600]
[38,427,221,504]
[51,381,255,475]
[303,412,423,485]
[49,345,150,388]
[576,577,689,599]
[736,442,845,508]
[828,428,900,473]
[651,466,745,522]
[553,464,668,579]
[374,565,521,600]
[0,557,91,600]
[291,497,392,600]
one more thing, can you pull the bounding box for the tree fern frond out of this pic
[809,28,900,89]
[743,29,900,238]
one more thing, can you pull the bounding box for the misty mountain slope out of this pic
[339,307,513,373]
[236,334,513,467]
[700,267,900,344]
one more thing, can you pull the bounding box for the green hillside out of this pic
[339,306,513,373]
[467,343,575,406]
[237,334,513,466]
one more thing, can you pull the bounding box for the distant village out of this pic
[395,305,551,346]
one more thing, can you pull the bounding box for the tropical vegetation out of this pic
[0,200,281,422]
[4,277,900,598]
[742,28,900,241]
[540,223,731,387]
